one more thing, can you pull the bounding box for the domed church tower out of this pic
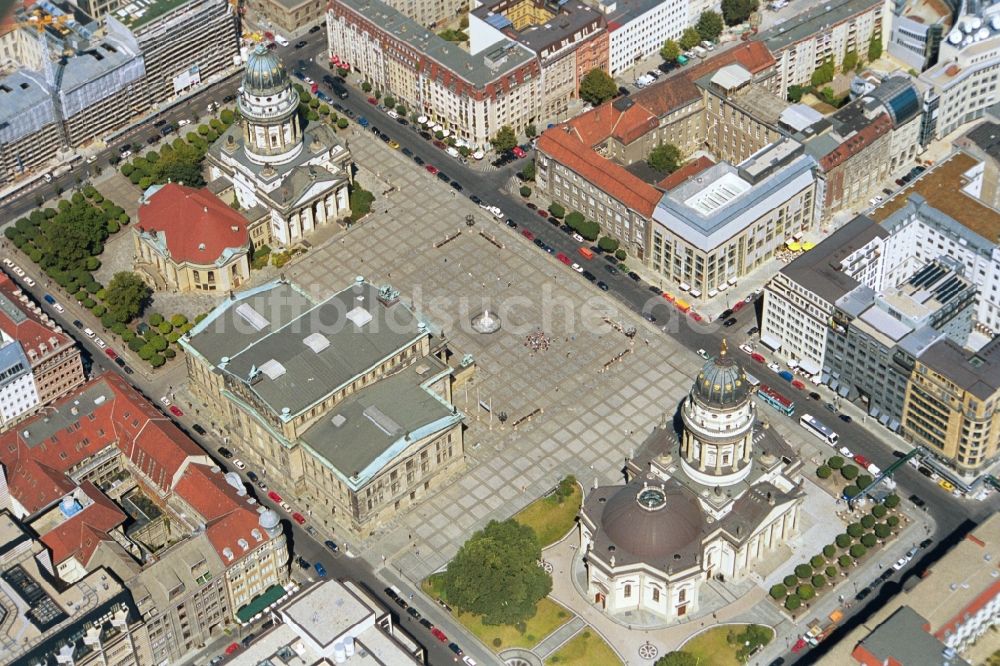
[238,44,303,165]
[680,340,756,487]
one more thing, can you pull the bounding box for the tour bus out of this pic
[757,384,794,416]
[799,413,839,445]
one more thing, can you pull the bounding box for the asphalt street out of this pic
[1,37,997,666]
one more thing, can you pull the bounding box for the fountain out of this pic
[471,309,501,334]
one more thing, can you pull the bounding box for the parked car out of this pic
[169,405,184,417]
[247,471,259,482]
[314,562,327,577]
[697,349,710,360]
[233,459,247,470]
[192,423,207,435]
[292,512,306,524]
[325,539,339,552]
[268,490,283,502]
[431,628,448,643]
[218,447,233,459]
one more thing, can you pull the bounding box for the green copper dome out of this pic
[693,341,750,408]
[243,44,288,95]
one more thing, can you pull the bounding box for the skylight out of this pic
[236,303,269,332]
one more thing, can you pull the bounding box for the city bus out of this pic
[799,413,839,445]
[756,384,794,416]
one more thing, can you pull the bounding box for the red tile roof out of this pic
[39,482,126,566]
[658,156,715,189]
[138,183,249,265]
[174,464,269,562]
[0,374,207,514]
[566,99,658,148]
[0,273,74,365]
[819,113,892,171]
[537,128,662,217]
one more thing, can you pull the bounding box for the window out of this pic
[652,587,660,602]
[624,584,632,598]
[678,588,686,603]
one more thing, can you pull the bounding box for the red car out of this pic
[104,348,118,360]
[268,490,283,503]
[225,642,240,655]
[431,628,448,643]
[512,146,526,158]
[292,512,306,525]
[732,300,746,312]
[689,312,703,322]
[791,638,807,653]
[521,229,535,241]
[556,252,571,265]
[432,140,446,149]
[791,379,806,390]
[367,96,377,104]
[751,352,765,363]
[536,209,548,217]
[169,405,184,417]
[854,454,871,468]
[425,165,439,175]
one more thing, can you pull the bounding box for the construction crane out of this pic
[17,10,71,34]
[242,31,264,43]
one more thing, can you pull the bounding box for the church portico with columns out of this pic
[206,44,353,249]
[578,342,805,623]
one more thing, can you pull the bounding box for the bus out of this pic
[799,413,839,445]
[757,384,794,416]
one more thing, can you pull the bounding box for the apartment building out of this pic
[0,374,290,662]
[0,273,86,429]
[824,258,976,431]
[470,0,609,120]
[596,0,691,76]
[0,71,62,186]
[0,512,156,666]
[649,140,817,296]
[760,215,889,373]
[756,0,887,92]
[328,0,541,147]
[247,0,326,34]
[180,278,469,537]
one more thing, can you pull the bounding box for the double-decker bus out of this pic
[756,384,795,416]
[799,413,839,445]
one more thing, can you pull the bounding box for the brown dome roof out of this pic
[600,479,705,562]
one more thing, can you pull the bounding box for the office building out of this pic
[649,139,817,297]
[825,258,976,431]
[596,0,691,76]
[328,0,542,148]
[699,64,788,164]
[0,273,86,430]
[239,579,426,663]
[469,0,609,119]
[133,183,252,293]
[953,113,1000,210]
[755,0,887,93]
[887,0,951,72]
[246,0,326,35]
[180,278,469,537]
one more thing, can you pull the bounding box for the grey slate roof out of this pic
[918,336,1000,400]
[298,359,461,488]
[756,0,884,52]
[0,71,56,141]
[206,280,428,418]
[335,0,535,88]
[780,215,888,304]
[857,606,971,666]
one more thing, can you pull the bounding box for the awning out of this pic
[802,241,816,251]
[799,358,821,376]
[869,406,880,418]
[236,584,286,623]
[829,379,840,391]
[417,115,428,124]
[786,241,802,251]
[888,419,900,431]
[838,385,850,397]
[760,334,782,351]
[879,414,890,425]
[472,151,484,160]
[679,282,691,291]
[821,372,830,384]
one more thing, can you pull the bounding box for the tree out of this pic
[811,574,826,588]
[696,11,724,41]
[836,533,852,548]
[849,543,868,558]
[525,123,537,138]
[816,465,832,479]
[843,49,859,72]
[442,519,552,625]
[104,272,150,324]
[823,544,836,558]
[841,464,859,480]
[861,533,877,548]
[519,186,532,198]
[361,81,372,93]
[491,125,518,154]
[783,575,798,588]
[648,143,682,174]
[655,653,698,666]
[868,34,882,61]
[798,584,815,600]
[838,554,852,568]
[785,594,801,611]
[660,39,681,63]
[828,456,845,470]
[769,584,787,599]
[810,555,825,569]
[722,0,758,26]
[349,184,375,222]
[548,203,565,218]
[883,494,900,509]
[384,95,396,109]
[521,160,536,181]
[787,84,809,103]
[856,474,874,490]
[598,236,620,252]
[871,504,887,519]
[861,514,876,529]
[794,563,813,579]
[578,68,617,106]
[811,59,835,87]
[874,523,891,539]
[565,211,585,229]
[679,27,701,50]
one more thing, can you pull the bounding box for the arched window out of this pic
[624,584,632,598]
[678,588,687,603]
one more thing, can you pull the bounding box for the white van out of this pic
[692,46,707,57]
[274,34,289,46]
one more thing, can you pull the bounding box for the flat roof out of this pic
[471,0,604,56]
[115,0,194,27]
[871,152,1000,243]
[652,151,815,251]
[0,71,55,130]
[335,0,536,88]
[282,579,371,648]
[780,215,889,303]
[299,360,461,487]
[918,335,1000,400]
[59,38,142,92]
[757,0,883,52]
[857,606,968,666]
